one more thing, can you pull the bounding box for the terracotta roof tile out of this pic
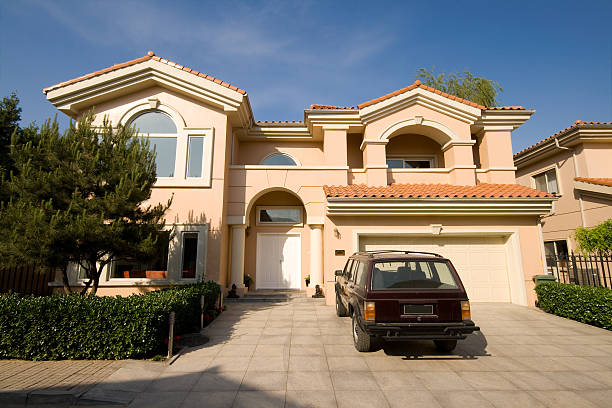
[323,183,553,198]
[574,177,612,187]
[309,104,357,110]
[357,80,527,112]
[256,120,305,125]
[43,51,247,95]
[514,120,612,158]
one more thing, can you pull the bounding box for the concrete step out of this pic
[225,290,306,303]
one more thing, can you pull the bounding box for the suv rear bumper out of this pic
[364,320,479,341]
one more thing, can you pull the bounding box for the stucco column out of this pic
[309,224,324,287]
[230,225,246,288]
[476,128,516,184]
[323,126,348,166]
[442,141,476,185]
[362,139,388,186]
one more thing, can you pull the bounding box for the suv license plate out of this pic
[403,304,433,315]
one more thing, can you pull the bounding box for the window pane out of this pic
[546,169,558,194]
[263,154,297,165]
[259,208,301,224]
[187,136,204,178]
[182,232,198,279]
[111,232,170,278]
[149,137,176,177]
[534,173,547,192]
[386,159,404,168]
[404,160,431,169]
[371,261,459,290]
[355,262,367,286]
[131,111,177,134]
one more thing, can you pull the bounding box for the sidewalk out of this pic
[0,359,126,405]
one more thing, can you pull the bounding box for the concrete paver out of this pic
[1,300,612,407]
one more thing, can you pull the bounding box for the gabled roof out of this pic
[357,80,526,111]
[514,120,612,159]
[574,177,612,187]
[43,51,246,95]
[324,183,553,198]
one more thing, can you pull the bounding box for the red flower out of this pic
[164,338,168,344]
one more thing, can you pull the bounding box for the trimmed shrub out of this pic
[0,281,220,360]
[535,282,612,330]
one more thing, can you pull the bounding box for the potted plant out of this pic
[244,274,253,289]
[305,274,310,287]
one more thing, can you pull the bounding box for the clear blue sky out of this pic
[1,0,611,152]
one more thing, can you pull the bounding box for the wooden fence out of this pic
[0,265,55,296]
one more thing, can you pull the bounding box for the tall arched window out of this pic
[261,153,298,166]
[130,111,177,177]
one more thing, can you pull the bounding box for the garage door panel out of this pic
[360,235,511,302]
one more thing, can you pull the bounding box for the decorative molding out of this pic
[229,165,349,170]
[573,180,612,198]
[326,197,556,216]
[441,139,476,152]
[380,117,460,145]
[226,216,246,225]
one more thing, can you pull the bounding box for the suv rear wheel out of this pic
[434,339,457,352]
[336,294,348,317]
[352,313,375,352]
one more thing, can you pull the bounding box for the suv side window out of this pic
[354,262,368,287]
[343,259,353,278]
[347,259,358,281]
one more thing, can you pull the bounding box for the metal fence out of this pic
[0,265,55,296]
[545,252,612,289]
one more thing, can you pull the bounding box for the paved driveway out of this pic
[78,298,612,407]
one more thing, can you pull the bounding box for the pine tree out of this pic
[0,112,171,295]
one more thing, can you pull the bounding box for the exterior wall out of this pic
[85,86,231,287]
[235,141,323,165]
[322,215,545,306]
[385,134,445,167]
[516,142,612,250]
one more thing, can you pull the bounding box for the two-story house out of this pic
[44,52,555,306]
[514,121,612,261]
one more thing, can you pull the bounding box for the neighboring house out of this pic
[44,52,555,306]
[514,121,612,262]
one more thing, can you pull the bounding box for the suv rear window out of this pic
[371,260,459,290]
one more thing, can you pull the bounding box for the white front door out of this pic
[256,233,301,289]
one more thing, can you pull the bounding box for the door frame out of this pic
[255,232,302,290]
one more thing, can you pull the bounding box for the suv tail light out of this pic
[460,301,471,320]
[364,301,376,321]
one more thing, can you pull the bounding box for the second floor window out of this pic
[130,111,177,178]
[262,153,298,166]
[533,169,558,194]
[386,156,434,169]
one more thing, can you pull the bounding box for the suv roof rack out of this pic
[356,250,443,258]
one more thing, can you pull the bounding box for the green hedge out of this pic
[535,282,612,330]
[0,281,220,360]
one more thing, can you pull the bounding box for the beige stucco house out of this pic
[44,52,556,306]
[514,121,612,261]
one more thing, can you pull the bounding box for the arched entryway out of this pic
[244,190,309,290]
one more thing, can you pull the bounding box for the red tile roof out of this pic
[309,104,357,110]
[357,80,526,111]
[574,177,612,187]
[514,120,612,158]
[324,183,553,198]
[43,51,247,95]
[256,120,305,125]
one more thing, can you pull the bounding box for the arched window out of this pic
[130,111,177,177]
[262,153,298,166]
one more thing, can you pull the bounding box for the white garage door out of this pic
[359,235,511,302]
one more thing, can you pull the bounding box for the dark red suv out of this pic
[335,250,479,352]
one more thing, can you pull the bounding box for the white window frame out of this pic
[386,155,437,169]
[120,102,215,188]
[256,206,303,226]
[531,166,560,195]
